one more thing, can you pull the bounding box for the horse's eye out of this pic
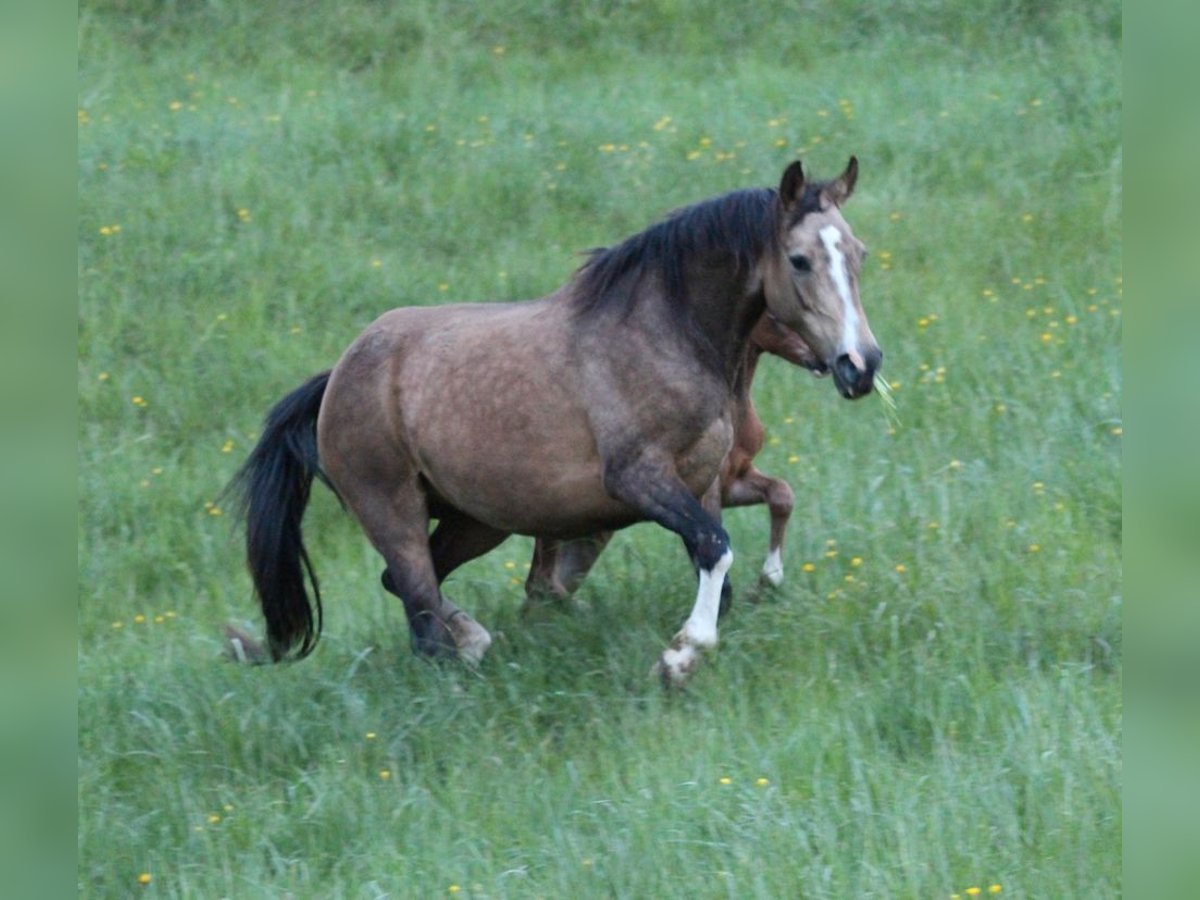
[789,254,812,273]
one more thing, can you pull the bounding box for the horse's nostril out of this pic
[835,354,861,385]
[866,346,883,375]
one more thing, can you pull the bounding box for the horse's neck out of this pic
[683,262,766,387]
[729,340,763,416]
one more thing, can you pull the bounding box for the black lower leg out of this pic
[381,569,456,657]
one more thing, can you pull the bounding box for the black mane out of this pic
[570,178,833,320]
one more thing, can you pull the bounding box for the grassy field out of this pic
[78,1,1121,896]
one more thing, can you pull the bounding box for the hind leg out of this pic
[349,485,493,664]
[429,508,510,584]
[525,532,612,604]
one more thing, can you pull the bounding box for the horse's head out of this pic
[763,156,882,399]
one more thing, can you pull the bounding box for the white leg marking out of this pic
[761,547,784,586]
[658,549,733,686]
[819,224,861,355]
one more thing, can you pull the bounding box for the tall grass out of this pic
[79,1,1120,896]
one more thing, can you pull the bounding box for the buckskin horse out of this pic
[232,157,881,686]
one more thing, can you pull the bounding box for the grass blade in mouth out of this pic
[874,372,900,428]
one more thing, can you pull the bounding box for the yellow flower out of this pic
[365,732,377,740]
[966,889,981,897]
[133,614,146,624]
[989,887,1002,895]
[448,885,461,894]
[208,814,221,824]
[379,769,391,780]
[138,873,152,885]
[894,564,907,574]
[755,777,769,786]
[850,557,862,567]
[718,776,732,785]
[801,562,815,573]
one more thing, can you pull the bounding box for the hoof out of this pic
[653,639,702,689]
[446,611,492,666]
[223,625,271,665]
[760,550,784,587]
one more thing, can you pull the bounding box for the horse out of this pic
[232,157,881,686]
[523,312,824,605]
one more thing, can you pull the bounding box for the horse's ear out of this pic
[824,155,859,206]
[779,160,805,212]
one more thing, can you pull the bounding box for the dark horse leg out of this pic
[525,533,613,606]
[722,466,795,588]
[340,478,492,662]
[602,456,732,687]
[429,508,511,584]
[378,508,507,656]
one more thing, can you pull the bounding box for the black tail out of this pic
[230,371,334,661]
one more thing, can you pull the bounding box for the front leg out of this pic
[723,466,795,588]
[602,453,733,687]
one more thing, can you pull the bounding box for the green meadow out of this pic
[78,2,1121,896]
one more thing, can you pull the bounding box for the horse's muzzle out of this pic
[832,347,882,399]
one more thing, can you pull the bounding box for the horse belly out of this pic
[405,369,628,536]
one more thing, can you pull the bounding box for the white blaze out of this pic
[819,224,861,354]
